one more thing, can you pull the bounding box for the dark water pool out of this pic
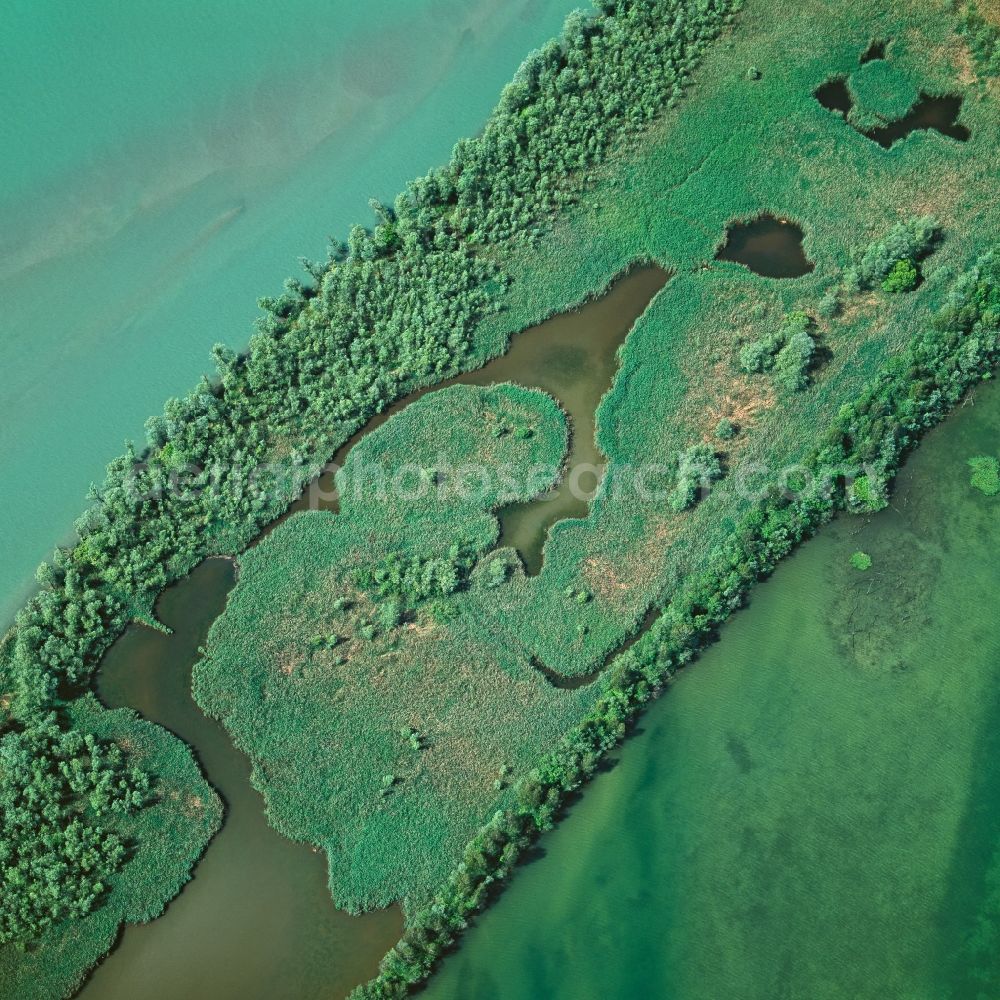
[716,216,814,278]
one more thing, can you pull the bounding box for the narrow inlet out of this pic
[281,265,671,575]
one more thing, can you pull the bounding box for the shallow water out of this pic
[425,382,1000,999]
[0,0,580,626]
[89,558,402,1000]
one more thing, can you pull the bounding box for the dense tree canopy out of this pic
[0,718,149,946]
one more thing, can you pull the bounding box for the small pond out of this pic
[716,216,814,279]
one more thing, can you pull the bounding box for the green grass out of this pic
[849,56,921,123]
[193,385,595,908]
[197,0,1000,919]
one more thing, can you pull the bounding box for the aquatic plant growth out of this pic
[968,455,1000,495]
[2,0,1000,995]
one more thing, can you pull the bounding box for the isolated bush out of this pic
[845,215,939,291]
[740,311,816,392]
[669,444,723,512]
[882,258,919,293]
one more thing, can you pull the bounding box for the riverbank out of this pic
[425,377,1000,1000]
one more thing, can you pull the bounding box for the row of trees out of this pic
[1,0,741,946]
[349,248,1000,999]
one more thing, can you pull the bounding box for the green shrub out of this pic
[773,328,817,393]
[738,330,785,373]
[847,473,889,513]
[669,444,723,512]
[850,551,873,571]
[714,418,738,440]
[355,547,472,606]
[818,288,841,319]
[882,258,920,293]
[740,311,816,392]
[845,215,939,291]
[960,2,1000,76]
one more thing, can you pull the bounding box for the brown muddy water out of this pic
[86,559,402,1000]
[715,216,814,279]
[283,264,670,574]
[83,264,669,996]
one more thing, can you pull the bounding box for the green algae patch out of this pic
[968,455,1000,495]
[850,550,873,570]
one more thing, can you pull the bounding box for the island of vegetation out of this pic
[1,0,999,997]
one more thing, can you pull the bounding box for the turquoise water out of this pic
[0,0,578,625]
[426,381,1000,1000]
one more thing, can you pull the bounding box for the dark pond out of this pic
[715,216,814,279]
[865,94,970,148]
[860,40,888,64]
[814,78,852,116]
[814,80,970,148]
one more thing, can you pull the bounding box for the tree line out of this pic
[348,249,1000,999]
[0,0,741,949]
